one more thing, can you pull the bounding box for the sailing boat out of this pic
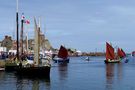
[53,45,69,63]
[104,42,121,63]
[117,48,126,58]
[15,18,51,78]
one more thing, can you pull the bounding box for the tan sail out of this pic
[34,18,40,66]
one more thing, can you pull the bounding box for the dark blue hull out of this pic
[53,58,69,63]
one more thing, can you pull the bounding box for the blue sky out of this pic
[0,0,135,53]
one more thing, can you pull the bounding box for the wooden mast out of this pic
[34,18,40,66]
[38,18,41,65]
[26,29,28,53]
[20,13,24,55]
[16,0,19,60]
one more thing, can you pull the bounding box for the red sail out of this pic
[106,42,115,60]
[117,48,126,58]
[117,48,124,58]
[58,45,68,59]
[120,48,126,58]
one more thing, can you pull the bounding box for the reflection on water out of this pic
[105,64,114,90]
[0,71,5,79]
[16,77,51,90]
[32,80,39,90]
[58,63,68,80]
[1,56,135,90]
[117,63,123,81]
[16,78,23,90]
[105,63,123,90]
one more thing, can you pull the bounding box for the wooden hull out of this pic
[104,59,120,63]
[15,66,50,78]
[5,63,18,71]
[5,65,18,71]
[53,58,69,63]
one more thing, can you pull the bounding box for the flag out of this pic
[25,20,30,24]
[21,13,30,24]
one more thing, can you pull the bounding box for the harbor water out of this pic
[0,56,135,90]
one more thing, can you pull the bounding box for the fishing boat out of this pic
[53,45,69,63]
[15,18,51,78]
[104,42,126,63]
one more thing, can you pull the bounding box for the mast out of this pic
[26,30,28,53]
[25,19,30,53]
[34,18,39,66]
[38,18,41,64]
[20,13,24,55]
[16,0,19,60]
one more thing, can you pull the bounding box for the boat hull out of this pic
[85,57,90,61]
[0,67,5,71]
[104,59,120,63]
[5,65,18,71]
[5,63,18,71]
[15,66,50,78]
[53,58,69,63]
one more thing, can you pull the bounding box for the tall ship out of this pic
[15,18,51,78]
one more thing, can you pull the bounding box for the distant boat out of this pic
[15,18,51,78]
[53,45,69,63]
[85,56,90,61]
[132,51,135,56]
[104,42,126,63]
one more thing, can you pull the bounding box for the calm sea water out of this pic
[0,56,135,90]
